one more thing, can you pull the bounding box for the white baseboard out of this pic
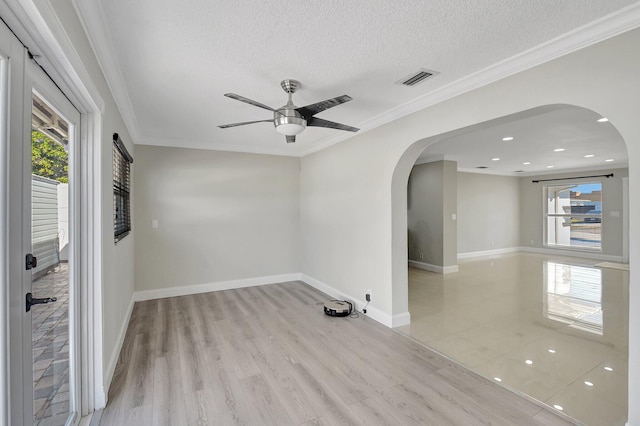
[408,260,459,274]
[458,247,520,260]
[133,273,301,302]
[519,246,623,262]
[457,246,622,263]
[103,293,135,402]
[299,273,395,328]
[392,312,411,328]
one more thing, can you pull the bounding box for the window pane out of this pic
[545,182,602,249]
[547,217,602,248]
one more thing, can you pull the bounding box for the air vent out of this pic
[476,166,488,169]
[515,170,524,173]
[396,68,439,87]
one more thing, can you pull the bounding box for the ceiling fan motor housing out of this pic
[274,107,307,135]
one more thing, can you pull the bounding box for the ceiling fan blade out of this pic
[218,119,273,129]
[286,135,296,143]
[296,95,352,118]
[224,93,276,112]
[307,117,359,132]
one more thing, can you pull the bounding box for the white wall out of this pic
[134,146,300,292]
[457,172,520,255]
[302,29,640,423]
[519,168,628,257]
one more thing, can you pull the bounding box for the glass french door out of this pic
[25,65,80,425]
[2,16,81,426]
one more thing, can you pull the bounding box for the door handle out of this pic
[25,292,57,312]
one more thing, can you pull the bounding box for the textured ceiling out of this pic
[84,0,638,158]
[417,105,628,176]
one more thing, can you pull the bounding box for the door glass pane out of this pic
[31,93,71,425]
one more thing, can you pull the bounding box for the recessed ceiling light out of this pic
[548,349,556,353]
[604,366,613,372]
[553,148,565,152]
[525,359,533,365]
[553,405,564,411]
[523,162,531,165]
[494,377,502,382]
[546,165,555,169]
[584,381,594,387]
[584,154,595,158]
[597,117,609,123]
[605,159,614,162]
[502,136,514,141]
[492,157,500,161]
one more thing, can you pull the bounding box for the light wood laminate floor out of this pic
[101,281,577,425]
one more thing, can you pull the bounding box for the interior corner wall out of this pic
[47,0,136,394]
[408,162,444,266]
[519,167,628,257]
[442,161,457,267]
[407,160,458,268]
[133,146,300,292]
[457,172,520,254]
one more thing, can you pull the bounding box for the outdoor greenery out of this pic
[32,130,68,183]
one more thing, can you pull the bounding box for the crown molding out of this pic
[457,163,628,178]
[414,154,458,166]
[136,135,302,157]
[300,2,640,157]
[72,0,141,142]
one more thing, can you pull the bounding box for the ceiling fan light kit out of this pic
[219,79,359,143]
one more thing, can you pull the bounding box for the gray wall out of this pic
[411,167,626,258]
[457,172,520,254]
[134,146,300,291]
[519,168,628,257]
[407,160,457,267]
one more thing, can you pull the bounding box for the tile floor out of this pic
[32,263,70,426]
[397,252,629,426]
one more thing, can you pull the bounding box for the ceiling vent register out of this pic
[396,69,439,87]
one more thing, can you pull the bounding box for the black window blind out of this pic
[113,133,133,242]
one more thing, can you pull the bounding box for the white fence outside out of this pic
[32,175,68,277]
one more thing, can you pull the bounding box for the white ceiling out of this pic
[81,0,639,158]
[417,105,628,176]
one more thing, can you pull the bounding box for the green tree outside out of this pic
[32,129,68,183]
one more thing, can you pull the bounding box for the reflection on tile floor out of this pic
[32,263,70,426]
[397,252,629,426]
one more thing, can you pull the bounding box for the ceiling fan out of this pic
[218,79,359,143]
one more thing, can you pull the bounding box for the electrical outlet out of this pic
[365,290,371,302]
[419,252,424,260]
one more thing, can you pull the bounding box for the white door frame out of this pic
[0,0,106,422]
[0,18,28,426]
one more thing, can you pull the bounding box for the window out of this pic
[113,133,133,242]
[544,182,602,249]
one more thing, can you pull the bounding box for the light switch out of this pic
[152,219,158,229]
[451,213,457,220]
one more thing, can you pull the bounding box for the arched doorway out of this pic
[393,104,629,425]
